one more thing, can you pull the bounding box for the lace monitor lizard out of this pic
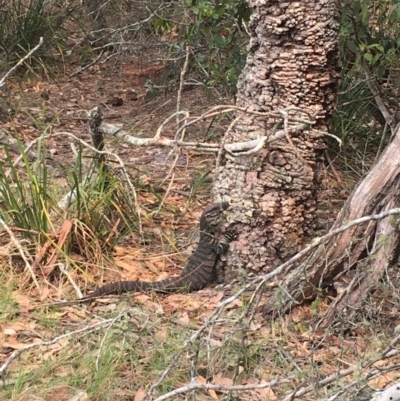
[79,201,236,301]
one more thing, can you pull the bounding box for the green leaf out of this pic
[361,1,368,21]
[347,41,359,53]
[214,6,226,16]
[372,53,381,65]
[376,65,386,79]
[214,35,226,47]
[363,53,373,62]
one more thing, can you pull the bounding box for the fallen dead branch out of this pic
[281,332,400,401]
[264,123,400,327]
[151,377,292,401]
[98,105,327,157]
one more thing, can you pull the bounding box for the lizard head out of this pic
[200,202,229,231]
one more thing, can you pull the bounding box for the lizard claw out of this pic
[225,229,237,241]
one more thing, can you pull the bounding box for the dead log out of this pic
[263,124,400,327]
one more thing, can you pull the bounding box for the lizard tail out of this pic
[84,276,188,300]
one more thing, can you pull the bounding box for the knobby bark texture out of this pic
[264,124,400,326]
[213,0,340,277]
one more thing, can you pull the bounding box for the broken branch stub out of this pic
[88,106,106,166]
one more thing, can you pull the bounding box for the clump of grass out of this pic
[0,135,140,289]
[63,146,140,253]
[0,0,78,71]
[0,138,57,245]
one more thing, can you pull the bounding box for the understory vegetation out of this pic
[1,0,400,400]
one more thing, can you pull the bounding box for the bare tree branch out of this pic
[151,377,292,401]
[100,105,321,156]
[364,67,396,132]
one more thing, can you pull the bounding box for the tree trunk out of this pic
[264,124,400,327]
[213,1,340,278]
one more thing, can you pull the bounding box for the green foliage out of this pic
[0,0,78,70]
[332,76,382,158]
[154,0,249,95]
[340,0,400,77]
[0,137,57,244]
[188,171,212,201]
[0,137,139,255]
[63,146,139,252]
[183,0,250,93]
[333,0,400,169]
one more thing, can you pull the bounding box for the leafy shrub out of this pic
[340,0,400,77]
[150,0,250,95]
[182,0,250,93]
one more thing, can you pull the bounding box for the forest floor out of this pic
[1,52,400,401]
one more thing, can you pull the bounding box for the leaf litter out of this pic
[1,51,400,401]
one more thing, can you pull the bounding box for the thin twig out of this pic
[0,37,44,88]
[375,122,389,163]
[152,377,292,401]
[281,331,400,401]
[57,262,83,299]
[215,113,243,168]
[176,45,190,128]
[0,218,40,293]
[69,50,104,78]
[364,67,395,132]
[102,105,316,156]
[155,111,190,141]
[157,171,176,213]
[261,207,400,285]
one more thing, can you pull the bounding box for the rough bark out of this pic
[263,124,400,327]
[213,0,340,277]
